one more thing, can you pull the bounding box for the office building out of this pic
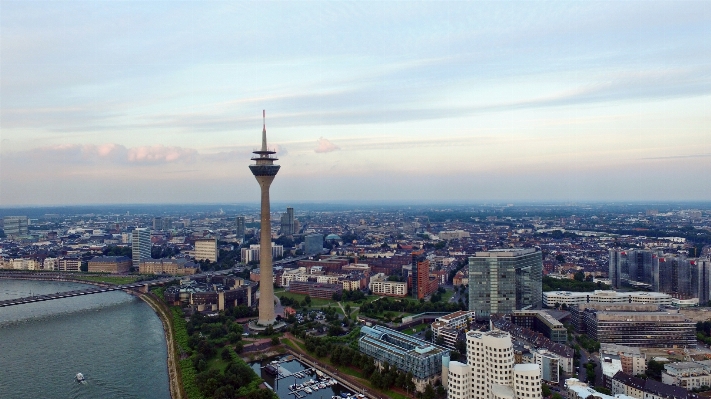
[139,258,199,275]
[572,304,696,347]
[304,233,324,256]
[359,325,449,391]
[132,228,151,269]
[609,249,658,289]
[287,281,342,299]
[280,207,295,235]
[693,259,711,305]
[446,330,541,399]
[511,310,567,343]
[153,217,163,231]
[2,216,28,237]
[87,256,132,273]
[194,238,218,263]
[236,216,246,240]
[248,110,280,326]
[241,243,284,263]
[469,248,543,320]
[542,290,673,308]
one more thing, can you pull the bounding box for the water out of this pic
[250,355,358,399]
[0,279,171,399]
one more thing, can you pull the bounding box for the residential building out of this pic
[431,311,475,349]
[469,248,543,320]
[438,230,470,240]
[241,243,284,263]
[359,325,449,391]
[287,281,342,299]
[57,257,81,272]
[446,330,541,399]
[369,273,408,297]
[662,360,711,389]
[2,216,28,237]
[131,228,151,269]
[412,250,432,299]
[194,238,218,263]
[304,234,324,256]
[600,344,646,376]
[567,378,636,399]
[611,371,697,399]
[87,256,132,273]
[10,258,40,270]
[534,349,560,384]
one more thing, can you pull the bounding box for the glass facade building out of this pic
[468,248,542,320]
[359,325,449,383]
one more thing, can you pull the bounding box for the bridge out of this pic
[0,268,236,308]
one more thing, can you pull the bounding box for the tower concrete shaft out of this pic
[249,110,280,326]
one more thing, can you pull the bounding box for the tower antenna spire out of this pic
[261,110,267,152]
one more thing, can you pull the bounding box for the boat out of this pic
[313,386,319,391]
[264,364,278,376]
[340,393,350,398]
[319,383,326,389]
[75,372,86,383]
[304,387,313,394]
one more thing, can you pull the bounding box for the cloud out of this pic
[27,143,197,164]
[315,137,340,153]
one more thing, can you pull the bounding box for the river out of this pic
[0,279,171,399]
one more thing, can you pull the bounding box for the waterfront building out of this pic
[468,248,543,320]
[139,258,198,275]
[131,228,151,269]
[431,311,475,349]
[87,256,132,273]
[511,310,567,343]
[194,238,218,263]
[359,325,449,391]
[2,216,28,237]
[58,257,81,272]
[543,290,673,308]
[446,330,542,399]
[304,233,324,256]
[241,243,284,263]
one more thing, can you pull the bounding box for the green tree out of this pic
[542,384,552,397]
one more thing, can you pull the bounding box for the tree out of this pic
[304,295,312,306]
[574,271,585,282]
[542,384,552,397]
[271,337,280,346]
[425,328,433,341]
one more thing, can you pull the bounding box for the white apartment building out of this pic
[11,258,40,270]
[542,290,672,308]
[281,267,307,287]
[43,257,58,271]
[439,230,471,240]
[431,311,475,349]
[567,378,636,399]
[369,273,407,297]
[241,243,284,263]
[662,361,711,389]
[194,238,218,263]
[446,330,542,399]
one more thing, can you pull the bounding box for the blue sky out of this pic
[1,1,710,205]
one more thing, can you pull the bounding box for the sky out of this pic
[1,1,710,206]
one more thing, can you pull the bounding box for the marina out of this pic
[251,355,367,399]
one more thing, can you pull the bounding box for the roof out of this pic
[89,256,131,263]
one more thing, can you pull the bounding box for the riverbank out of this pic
[137,292,184,399]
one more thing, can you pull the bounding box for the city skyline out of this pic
[1,1,710,206]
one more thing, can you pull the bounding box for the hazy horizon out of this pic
[2,1,710,206]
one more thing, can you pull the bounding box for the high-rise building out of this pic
[609,249,658,289]
[236,216,246,240]
[2,216,28,237]
[194,238,218,263]
[446,330,541,399]
[153,217,163,231]
[240,243,284,263]
[693,259,711,305]
[653,254,694,297]
[249,110,280,326]
[304,233,324,256]
[280,207,295,235]
[131,228,151,269]
[412,250,430,300]
[468,248,542,320]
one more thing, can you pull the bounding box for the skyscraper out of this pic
[468,248,542,320]
[249,110,280,326]
[131,228,151,269]
[412,250,430,300]
[236,216,246,240]
[280,207,295,235]
[2,216,28,237]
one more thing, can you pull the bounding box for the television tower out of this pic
[249,110,280,326]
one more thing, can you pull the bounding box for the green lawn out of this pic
[277,291,337,307]
[441,288,455,303]
[73,275,141,285]
[207,349,231,373]
[403,323,429,335]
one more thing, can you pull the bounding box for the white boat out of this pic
[75,372,86,383]
[304,387,313,394]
